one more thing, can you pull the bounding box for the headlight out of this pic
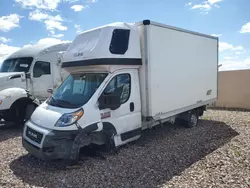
[55,109,84,127]
[0,96,6,105]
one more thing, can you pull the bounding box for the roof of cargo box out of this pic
[7,42,71,60]
[61,22,142,68]
[137,20,218,40]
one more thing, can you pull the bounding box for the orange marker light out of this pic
[73,109,84,121]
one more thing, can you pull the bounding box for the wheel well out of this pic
[90,131,107,146]
[178,106,205,121]
[74,123,117,151]
[10,97,36,111]
[195,106,206,116]
[102,122,117,135]
[90,128,116,150]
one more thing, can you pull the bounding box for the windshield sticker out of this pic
[20,64,29,68]
[101,112,111,119]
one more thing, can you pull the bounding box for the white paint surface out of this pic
[62,22,141,73]
[0,43,71,111]
[140,23,218,118]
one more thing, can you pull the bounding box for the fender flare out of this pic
[0,88,29,110]
[101,122,117,151]
[72,123,117,155]
[102,122,117,135]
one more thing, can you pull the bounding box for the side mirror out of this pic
[98,94,121,110]
[47,88,53,94]
[26,72,31,79]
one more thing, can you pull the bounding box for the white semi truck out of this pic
[22,20,218,162]
[0,43,71,124]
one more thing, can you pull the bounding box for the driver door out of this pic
[99,70,141,146]
[32,61,53,101]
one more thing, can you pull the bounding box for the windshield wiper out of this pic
[56,99,78,108]
[48,96,61,107]
[48,97,77,108]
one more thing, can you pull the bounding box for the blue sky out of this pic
[0,0,250,70]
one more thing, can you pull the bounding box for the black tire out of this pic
[24,103,37,122]
[4,102,36,125]
[3,107,24,124]
[103,130,116,153]
[10,105,26,125]
[183,110,199,128]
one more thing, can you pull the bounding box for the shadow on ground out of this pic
[0,121,23,142]
[9,120,238,188]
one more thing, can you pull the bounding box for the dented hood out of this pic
[0,72,24,78]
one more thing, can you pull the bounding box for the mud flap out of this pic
[32,98,41,106]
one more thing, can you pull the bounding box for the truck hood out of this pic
[0,72,26,91]
[30,102,79,131]
[0,72,25,78]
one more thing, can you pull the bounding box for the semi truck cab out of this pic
[0,43,71,124]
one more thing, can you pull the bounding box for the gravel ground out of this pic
[164,110,250,188]
[0,110,249,188]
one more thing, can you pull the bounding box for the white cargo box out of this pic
[138,21,218,119]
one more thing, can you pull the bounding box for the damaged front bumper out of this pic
[0,109,9,120]
[22,121,79,160]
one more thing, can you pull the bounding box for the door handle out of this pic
[130,102,134,112]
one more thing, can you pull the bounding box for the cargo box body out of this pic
[138,21,218,119]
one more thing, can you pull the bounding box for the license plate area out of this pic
[26,126,43,144]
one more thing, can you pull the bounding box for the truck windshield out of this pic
[0,57,33,73]
[47,73,108,108]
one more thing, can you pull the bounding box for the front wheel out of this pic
[3,108,24,124]
[4,103,37,125]
[24,104,37,122]
[101,130,116,153]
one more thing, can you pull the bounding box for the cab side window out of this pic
[33,61,51,78]
[104,74,131,104]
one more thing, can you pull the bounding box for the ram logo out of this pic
[28,131,38,139]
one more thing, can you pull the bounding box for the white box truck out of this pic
[22,20,218,162]
[0,43,71,124]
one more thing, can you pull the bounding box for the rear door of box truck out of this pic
[138,21,218,119]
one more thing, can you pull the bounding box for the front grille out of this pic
[26,126,43,144]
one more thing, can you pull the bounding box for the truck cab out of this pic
[22,23,143,160]
[0,43,71,124]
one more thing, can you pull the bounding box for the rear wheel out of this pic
[177,110,199,128]
[188,112,199,128]
[184,110,199,128]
